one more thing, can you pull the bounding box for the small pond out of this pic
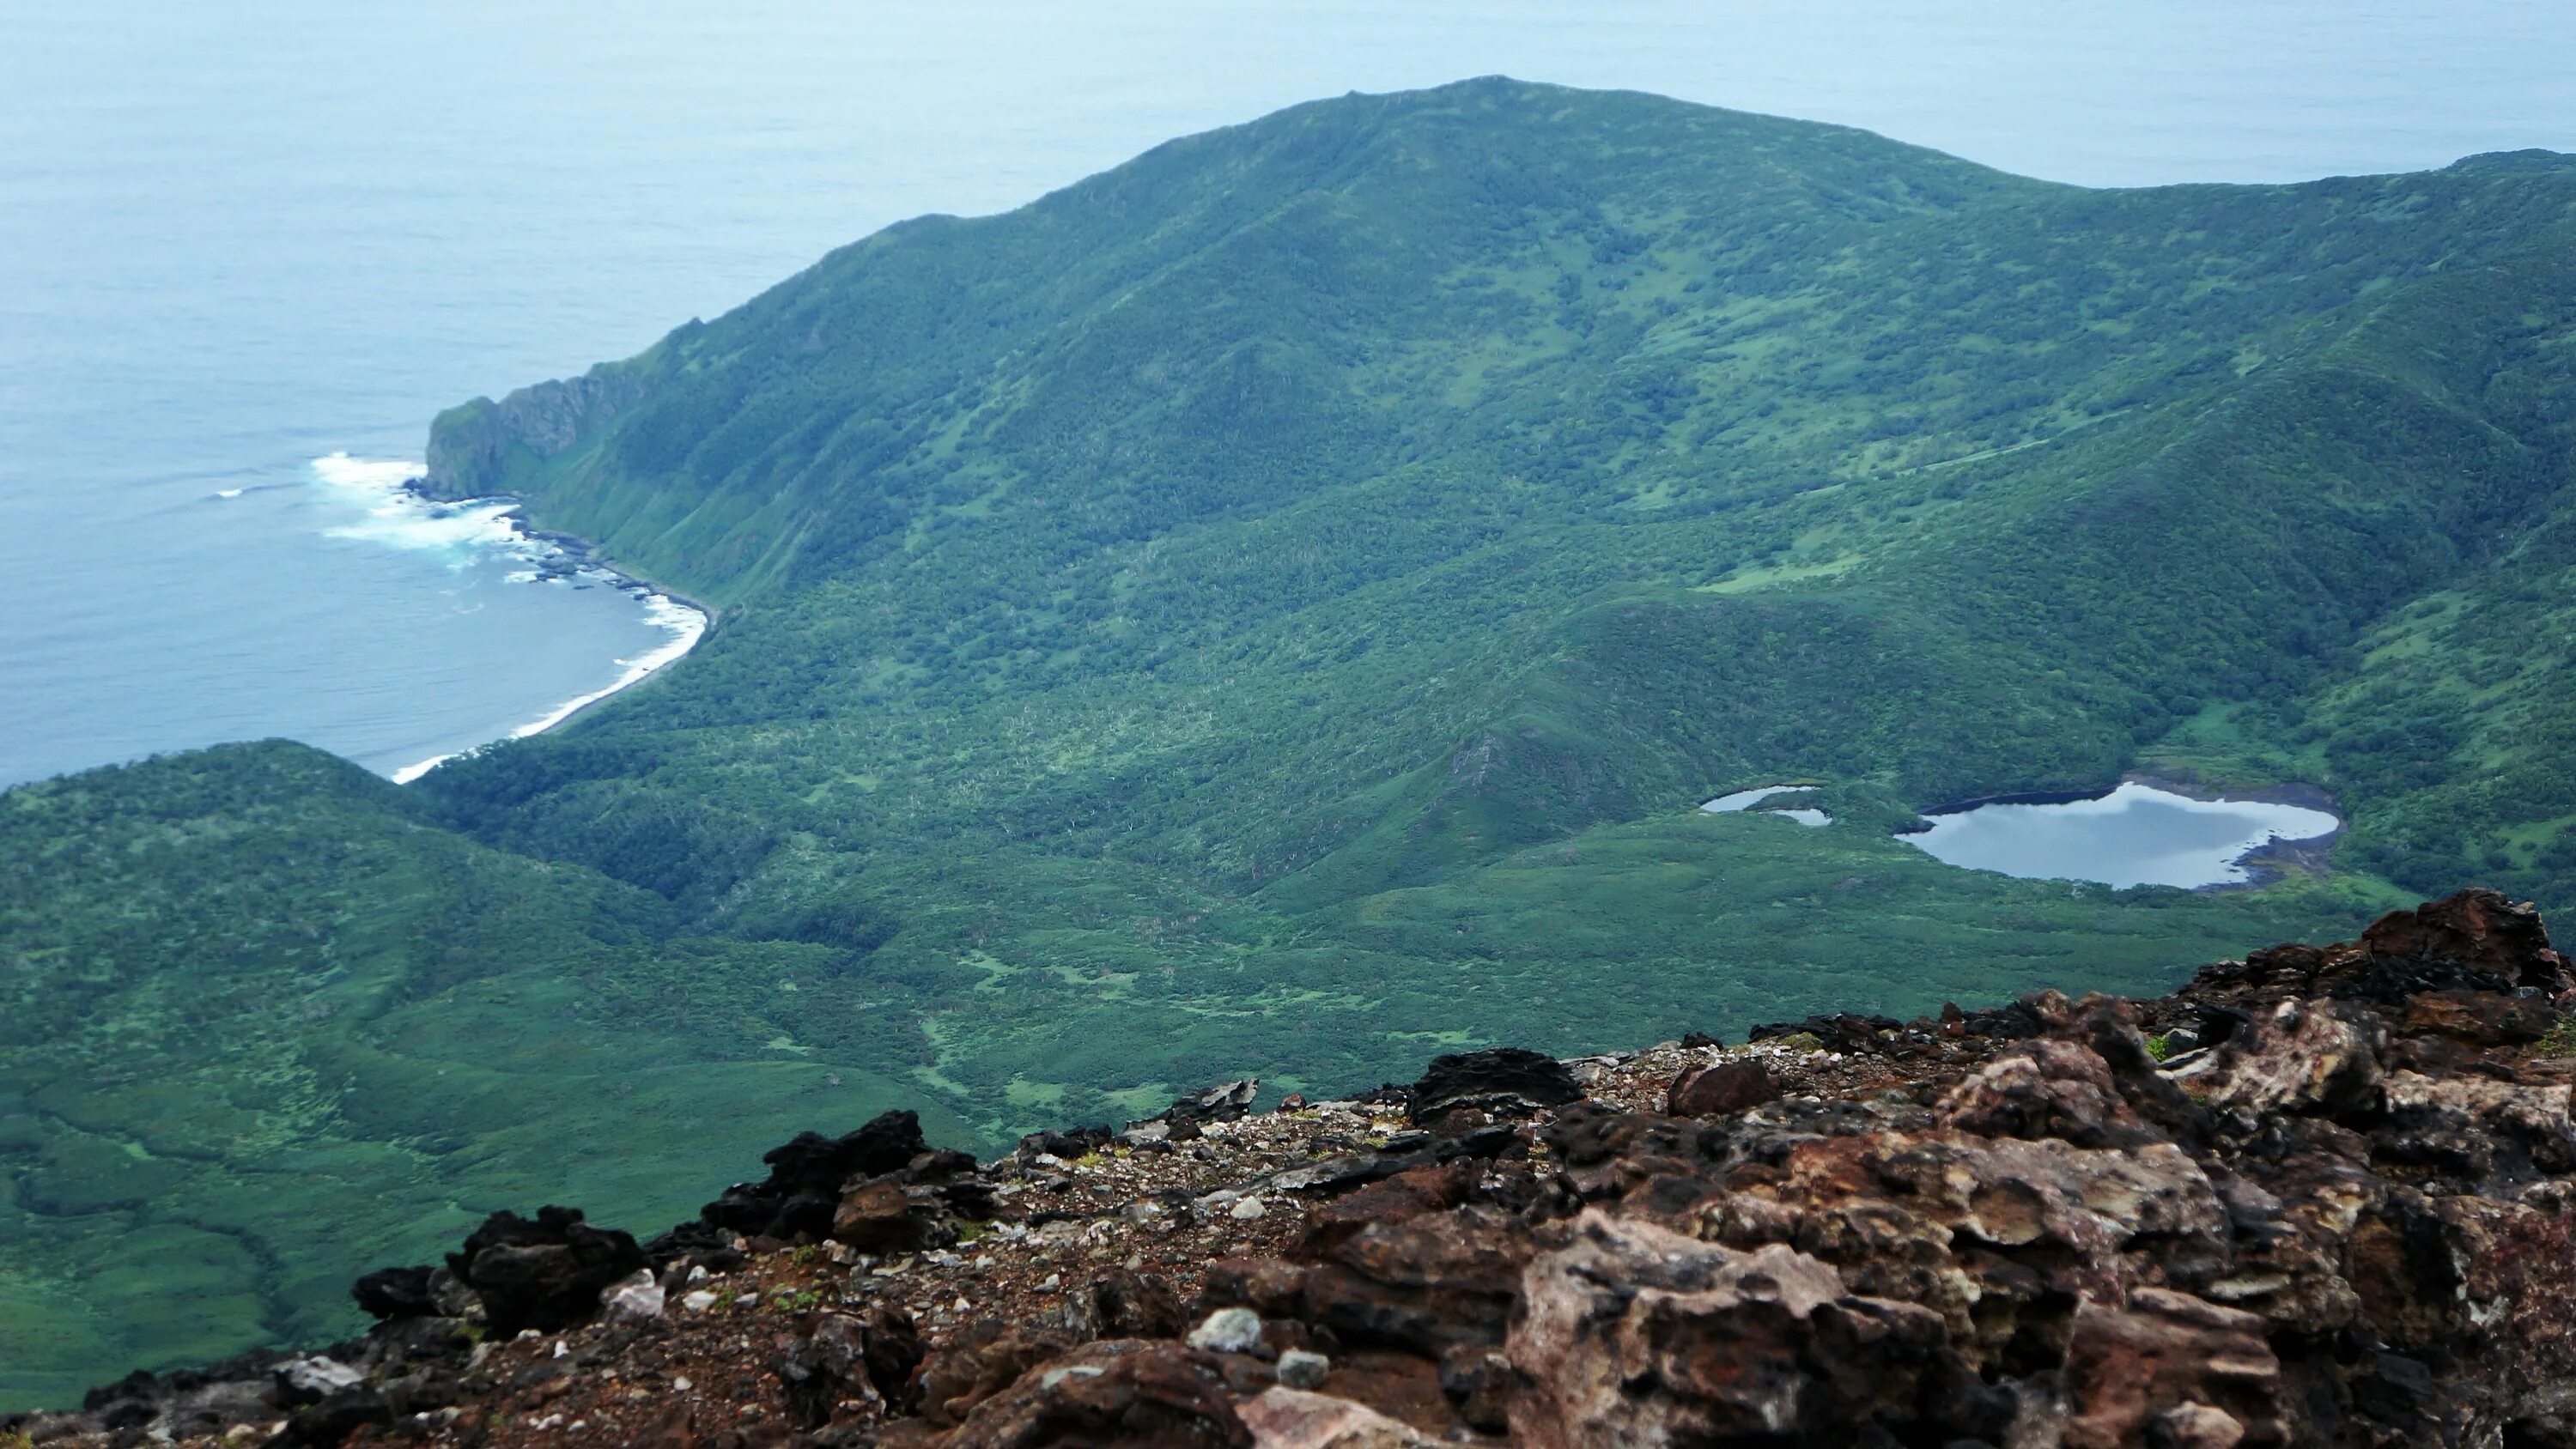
[1900,781,2339,889]
[1700,785,1831,828]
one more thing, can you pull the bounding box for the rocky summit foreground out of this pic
[15,888,2576,1449]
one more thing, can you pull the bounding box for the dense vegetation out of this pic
[9,78,2575,1404]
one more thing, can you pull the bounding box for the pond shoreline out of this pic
[1903,772,2344,892]
[2123,772,2343,890]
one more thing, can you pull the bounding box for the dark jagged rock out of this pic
[1257,1122,1522,1196]
[445,1204,647,1336]
[349,1264,437,1320]
[2190,887,2576,1011]
[1019,1125,1114,1160]
[777,1306,922,1428]
[702,1109,929,1241]
[1048,1269,1186,1343]
[1406,1047,1580,1125]
[1747,1011,1905,1052]
[1157,1080,1260,1141]
[640,1216,736,1270]
[1959,995,2055,1040]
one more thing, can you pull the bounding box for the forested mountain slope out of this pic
[9,78,2576,1404]
[0,744,971,1405]
[418,79,2576,931]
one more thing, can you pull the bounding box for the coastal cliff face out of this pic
[18,888,2576,1449]
[421,364,651,501]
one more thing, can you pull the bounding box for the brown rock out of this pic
[1698,1129,2231,1351]
[1507,1210,1988,1446]
[1293,1349,1455,1437]
[939,1340,1255,1449]
[915,1320,1076,1428]
[2362,888,2573,994]
[832,1179,957,1253]
[1235,1388,1433,1448]
[1665,1058,1778,1118]
[2196,889,2573,1010]
[2202,998,2385,1121]
[1299,1163,1475,1256]
[1302,1213,1534,1355]
[1935,1038,2160,1148]
[2059,1289,2282,1449]
[2399,988,2559,1047]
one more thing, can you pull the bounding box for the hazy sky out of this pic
[6,1,2573,384]
[0,1,2571,785]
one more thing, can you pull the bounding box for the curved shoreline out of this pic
[1902,772,2345,892]
[388,488,717,785]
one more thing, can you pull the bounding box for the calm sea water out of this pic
[4,2,2572,789]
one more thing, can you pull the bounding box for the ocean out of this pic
[4,0,2571,790]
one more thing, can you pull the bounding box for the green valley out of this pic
[9,77,2576,1404]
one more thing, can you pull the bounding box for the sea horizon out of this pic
[6,1,2573,791]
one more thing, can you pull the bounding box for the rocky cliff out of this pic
[15,889,2576,1449]
[420,364,648,500]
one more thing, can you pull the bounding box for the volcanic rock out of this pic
[444,1204,647,1336]
[31,888,2576,1449]
[1405,1047,1579,1125]
[937,1340,1257,1449]
[702,1109,928,1241]
[349,1264,437,1320]
[1157,1080,1261,1141]
[1665,1057,1778,1117]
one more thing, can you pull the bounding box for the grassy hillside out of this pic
[0,743,971,1407]
[8,80,2576,1404]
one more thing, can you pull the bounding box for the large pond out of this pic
[1901,781,2339,889]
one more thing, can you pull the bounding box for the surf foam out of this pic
[311,452,711,785]
[313,452,535,559]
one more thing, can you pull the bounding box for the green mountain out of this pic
[0,743,970,1406]
[10,77,2576,1404]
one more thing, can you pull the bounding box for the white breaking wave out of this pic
[308,452,711,785]
[214,487,244,499]
[313,452,537,559]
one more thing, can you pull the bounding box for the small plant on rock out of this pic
[2533,1016,2576,1060]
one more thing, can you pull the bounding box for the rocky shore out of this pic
[15,888,2576,1448]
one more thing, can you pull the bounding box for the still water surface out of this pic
[5,3,2573,787]
[1903,784,2342,890]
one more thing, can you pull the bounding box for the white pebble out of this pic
[1186,1307,1265,1355]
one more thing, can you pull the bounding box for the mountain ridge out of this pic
[13,78,2576,1404]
